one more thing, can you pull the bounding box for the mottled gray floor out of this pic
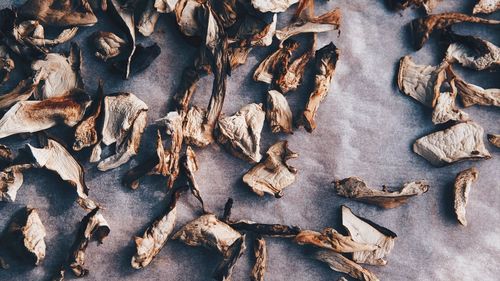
[0,1,499,281]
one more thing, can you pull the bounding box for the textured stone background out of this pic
[0,0,499,280]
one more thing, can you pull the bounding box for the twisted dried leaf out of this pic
[19,0,97,27]
[250,236,266,281]
[454,167,478,226]
[453,74,499,108]
[431,87,469,124]
[266,90,293,134]
[229,220,301,237]
[313,250,380,281]
[0,79,37,110]
[243,141,298,197]
[213,235,246,281]
[294,228,378,253]
[254,40,299,84]
[73,81,104,151]
[445,33,499,71]
[413,122,491,166]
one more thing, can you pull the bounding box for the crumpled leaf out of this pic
[300,42,340,132]
[334,177,429,208]
[413,122,491,166]
[0,79,37,110]
[94,93,148,171]
[250,236,266,281]
[445,32,499,71]
[410,13,500,50]
[27,139,97,210]
[32,43,83,99]
[19,0,98,27]
[68,207,110,277]
[5,207,46,265]
[431,88,469,124]
[275,37,315,94]
[0,45,14,84]
[294,228,378,253]
[172,214,242,255]
[132,190,179,269]
[0,164,32,202]
[254,40,299,84]
[251,0,298,13]
[0,89,91,139]
[342,205,397,266]
[397,56,449,108]
[385,0,441,14]
[73,81,104,151]
[453,167,478,226]
[488,134,500,148]
[266,90,293,134]
[313,249,380,281]
[216,103,265,163]
[473,0,500,14]
[452,74,500,108]
[93,31,126,61]
[243,141,298,197]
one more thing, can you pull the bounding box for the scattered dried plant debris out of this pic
[445,32,499,71]
[487,134,500,148]
[132,190,179,269]
[250,236,267,281]
[19,0,98,27]
[410,13,500,50]
[294,228,378,253]
[413,122,491,166]
[93,31,126,61]
[452,74,499,107]
[216,103,265,163]
[0,45,14,84]
[251,0,298,13]
[0,164,32,202]
[386,0,441,14]
[0,89,91,139]
[453,167,478,226]
[27,138,97,210]
[473,0,500,14]
[397,56,449,108]
[266,90,293,134]
[431,85,469,124]
[300,42,339,132]
[334,177,429,209]
[243,140,298,197]
[173,214,242,255]
[342,205,397,265]
[95,92,148,171]
[68,207,110,277]
[32,43,84,99]
[5,207,46,265]
[313,249,380,281]
[213,235,246,281]
[73,81,104,151]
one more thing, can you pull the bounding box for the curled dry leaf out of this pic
[19,0,97,27]
[5,207,46,265]
[342,205,397,266]
[138,0,160,37]
[216,103,265,163]
[473,0,500,14]
[231,13,277,47]
[243,141,298,197]
[397,56,449,108]
[275,37,315,94]
[0,164,32,202]
[487,134,500,148]
[155,0,178,13]
[0,45,14,84]
[229,220,301,237]
[27,139,97,210]
[275,6,341,44]
[93,31,126,61]
[0,79,37,110]
[251,0,298,13]
[172,214,242,255]
[453,167,478,226]
[12,20,78,48]
[431,90,469,125]
[445,33,499,71]
[334,177,429,208]
[385,0,441,14]
[313,249,380,281]
[453,74,499,108]
[73,81,104,151]
[0,89,91,139]
[32,43,83,99]
[213,235,246,281]
[266,90,293,134]
[108,0,135,79]
[180,146,205,209]
[254,39,299,84]
[301,42,339,132]
[69,208,110,277]
[410,13,500,50]
[294,228,378,253]
[132,190,179,269]
[0,9,45,60]
[250,236,267,281]
[95,93,148,171]
[413,122,491,166]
